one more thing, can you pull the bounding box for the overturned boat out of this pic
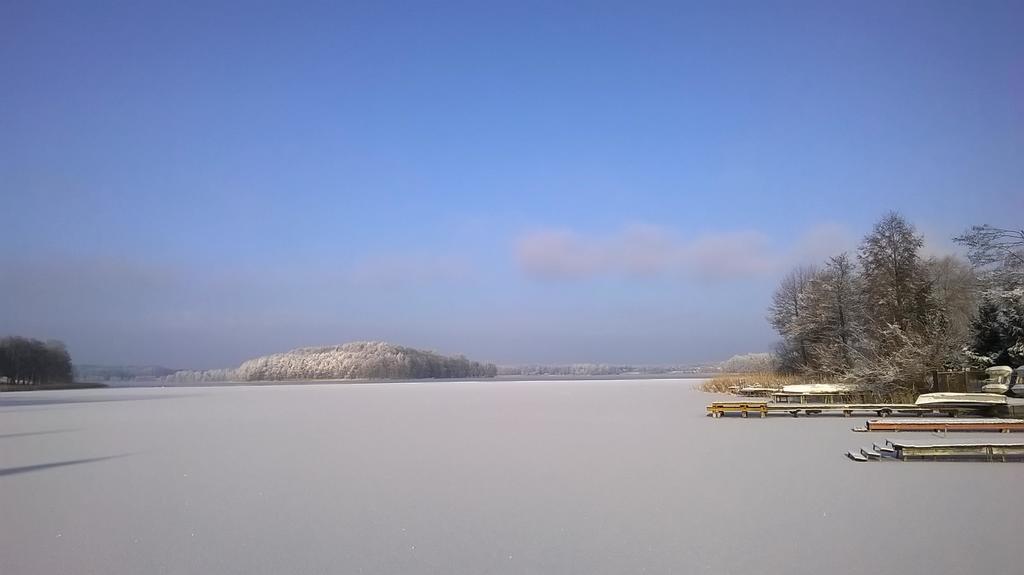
[914,392,1008,409]
[981,365,1013,394]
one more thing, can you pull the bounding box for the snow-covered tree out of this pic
[926,255,978,342]
[159,342,498,383]
[768,265,818,372]
[968,291,1024,367]
[955,225,1024,367]
[720,352,779,373]
[800,253,864,376]
[858,212,931,336]
[955,225,1024,286]
[766,213,980,392]
[0,336,73,385]
[231,341,497,381]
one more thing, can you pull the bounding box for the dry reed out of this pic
[697,372,805,394]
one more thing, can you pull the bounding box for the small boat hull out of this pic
[873,442,897,457]
[860,448,881,460]
[846,450,868,462]
[915,393,1007,408]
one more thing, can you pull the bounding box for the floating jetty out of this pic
[889,441,1024,461]
[872,442,895,457]
[854,418,1024,433]
[706,400,943,418]
[846,450,868,462]
[846,439,1024,462]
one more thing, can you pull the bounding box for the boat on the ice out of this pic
[860,447,881,460]
[846,450,868,462]
[914,392,1008,409]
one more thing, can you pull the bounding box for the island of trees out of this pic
[0,336,73,386]
[163,341,498,382]
[766,213,1022,395]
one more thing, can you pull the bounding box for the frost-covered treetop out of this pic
[164,341,497,382]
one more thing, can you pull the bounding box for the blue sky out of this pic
[2,1,1022,368]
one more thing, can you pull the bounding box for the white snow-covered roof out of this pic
[779,383,860,394]
[914,392,1008,406]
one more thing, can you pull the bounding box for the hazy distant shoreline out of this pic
[99,373,711,389]
[0,382,108,393]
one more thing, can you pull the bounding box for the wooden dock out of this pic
[846,439,1024,462]
[887,440,1024,462]
[858,418,1024,433]
[706,401,940,418]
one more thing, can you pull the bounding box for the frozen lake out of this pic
[1,380,1019,574]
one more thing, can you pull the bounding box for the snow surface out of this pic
[0,380,1019,574]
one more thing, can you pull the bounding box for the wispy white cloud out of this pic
[514,222,871,282]
[515,229,606,280]
[516,216,978,282]
[515,224,780,282]
[686,230,778,280]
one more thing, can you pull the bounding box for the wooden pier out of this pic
[887,440,1024,462]
[706,400,941,418]
[846,439,1024,462]
[857,418,1024,433]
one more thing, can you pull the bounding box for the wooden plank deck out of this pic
[864,418,1024,433]
[886,440,1024,462]
[706,401,941,418]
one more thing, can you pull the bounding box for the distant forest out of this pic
[0,336,73,385]
[74,364,178,381]
[496,364,711,376]
[163,341,498,382]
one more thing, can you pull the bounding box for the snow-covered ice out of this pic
[0,380,1018,574]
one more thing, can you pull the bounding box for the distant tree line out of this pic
[74,364,178,382]
[0,336,73,385]
[162,341,498,382]
[500,364,643,376]
[496,364,709,376]
[768,213,1023,393]
[719,353,779,373]
[162,368,238,383]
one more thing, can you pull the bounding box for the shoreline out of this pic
[79,373,713,390]
[0,382,108,393]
